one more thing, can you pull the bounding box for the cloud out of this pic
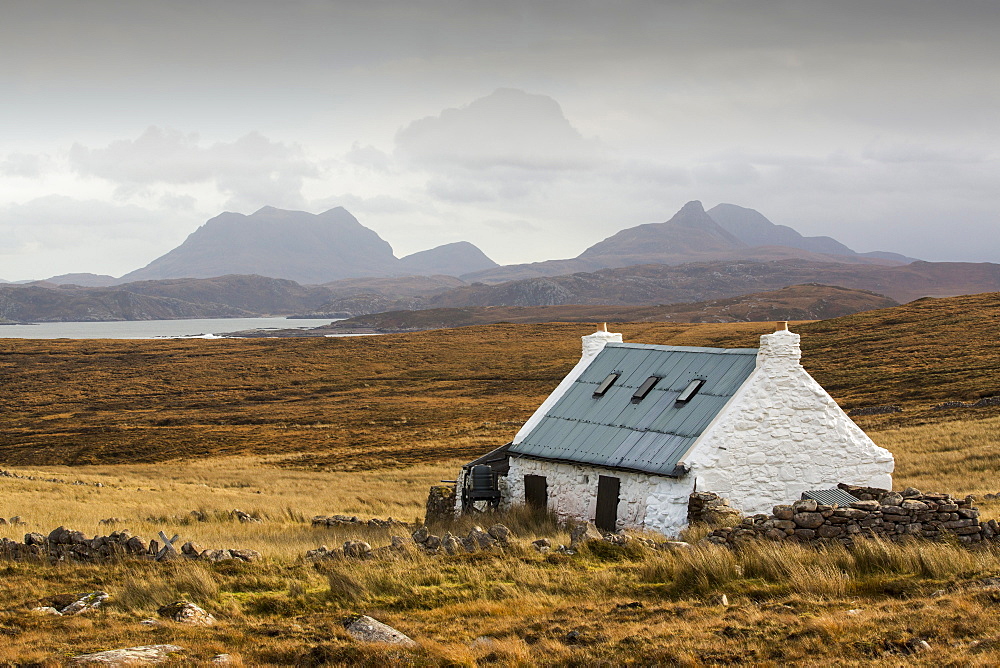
[344,143,393,172]
[68,127,320,209]
[0,153,52,178]
[0,195,189,278]
[395,88,604,172]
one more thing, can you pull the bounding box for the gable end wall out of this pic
[685,361,894,515]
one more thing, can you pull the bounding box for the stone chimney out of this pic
[756,323,801,368]
[581,323,622,359]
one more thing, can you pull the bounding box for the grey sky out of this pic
[1,1,998,280]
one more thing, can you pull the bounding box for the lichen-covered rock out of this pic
[71,645,184,664]
[343,614,416,647]
[157,601,216,626]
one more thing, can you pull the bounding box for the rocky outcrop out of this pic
[71,645,183,664]
[706,485,991,546]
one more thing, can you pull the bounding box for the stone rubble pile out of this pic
[0,516,26,526]
[311,514,409,529]
[0,526,260,564]
[706,484,994,546]
[305,524,514,561]
[687,492,743,526]
[31,591,109,616]
[532,522,691,554]
[230,509,263,524]
[0,468,108,488]
[848,404,902,416]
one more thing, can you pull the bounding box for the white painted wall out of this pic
[683,329,894,515]
[506,456,694,536]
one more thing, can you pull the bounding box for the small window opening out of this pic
[593,372,620,397]
[676,379,705,404]
[631,376,661,403]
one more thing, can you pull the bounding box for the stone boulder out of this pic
[157,601,216,626]
[71,644,184,664]
[343,614,416,647]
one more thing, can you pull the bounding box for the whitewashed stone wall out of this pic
[684,329,894,515]
[505,456,694,536]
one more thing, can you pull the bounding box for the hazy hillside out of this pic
[117,274,335,315]
[422,259,1000,311]
[398,241,498,276]
[41,273,121,287]
[321,284,898,331]
[0,284,255,322]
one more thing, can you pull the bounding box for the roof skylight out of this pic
[631,376,661,403]
[593,372,620,397]
[676,379,705,404]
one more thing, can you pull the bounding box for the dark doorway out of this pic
[595,475,621,532]
[524,475,547,509]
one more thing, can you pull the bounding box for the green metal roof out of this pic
[509,342,758,477]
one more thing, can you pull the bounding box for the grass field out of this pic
[3,293,1000,664]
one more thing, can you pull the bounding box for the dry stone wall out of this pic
[0,526,260,564]
[706,484,996,546]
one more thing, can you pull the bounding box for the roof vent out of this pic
[631,376,660,403]
[801,488,859,506]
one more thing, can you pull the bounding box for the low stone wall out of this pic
[0,526,260,564]
[706,484,997,546]
[688,492,742,526]
[311,514,410,529]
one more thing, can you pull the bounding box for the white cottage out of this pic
[459,324,894,536]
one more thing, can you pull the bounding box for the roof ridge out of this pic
[604,342,758,354]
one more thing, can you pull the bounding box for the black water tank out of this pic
[470,465,494,492]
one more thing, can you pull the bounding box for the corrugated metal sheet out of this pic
[509,342,758,477]
[802,488,859,506]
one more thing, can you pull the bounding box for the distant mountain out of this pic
[120,206,498,284]
[579,200,746,263]
[399,242,498,276]
[42,273,120,287]
[462,200,911,284]
[706,203,854,256]
[706,203,918,262]
[121,207,400,284]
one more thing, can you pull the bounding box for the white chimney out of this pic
[581,323,623,359]
[756,323,801,368]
